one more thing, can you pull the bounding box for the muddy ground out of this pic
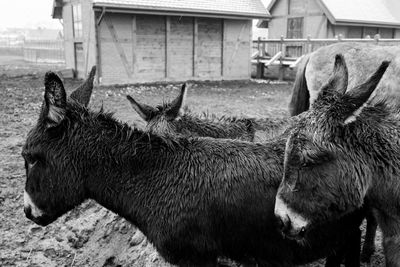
[0,57,385,266]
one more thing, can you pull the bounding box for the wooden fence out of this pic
[23,39,65,63]
[253,34,400,59]
[252,34,400,79]
[0,37,65,63]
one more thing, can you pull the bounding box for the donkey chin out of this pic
[23,191,58,226]
[274,195,310,241]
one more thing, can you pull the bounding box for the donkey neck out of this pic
[330,112,400,209]
[176,114,254,141]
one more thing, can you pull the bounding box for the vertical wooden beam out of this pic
[278,36,285,81]
[84,5,93,76]
[193,17,198,77]
[94,11,102,84]
[248,20,252,79]
[165,16,171,78]
[221,19,224,77]
[132,15,137,76]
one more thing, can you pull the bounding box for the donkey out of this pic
[23,72,364,266]
[288,42,400,116]
[127,84,292,142]
[127,84,362,266]
[274,55,400,266]
[287,43,400,262]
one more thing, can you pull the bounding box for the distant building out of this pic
[25,28,63,40]
[52,0,269,84]
[260,0,400,39]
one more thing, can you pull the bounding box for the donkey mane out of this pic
[38,102,184,151]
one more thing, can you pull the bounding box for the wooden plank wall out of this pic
[197,18,223,78]
[169,16,193,79]
[98,13,251,84]
[136,15,166,79]
[223,19,251,79]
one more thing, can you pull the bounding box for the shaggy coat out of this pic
[287,43,399,261]
[127,84,291,142]
[276,55,400,266]
[22,72,364,267]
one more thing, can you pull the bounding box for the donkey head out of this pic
[274,54,390,240]
[127,83,187,135]
[23,72,87,226]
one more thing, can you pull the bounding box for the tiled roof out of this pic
[92,0,270,19]
[320,0,400,27]
[267,0,400,27]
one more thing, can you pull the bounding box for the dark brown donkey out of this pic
[127,84,292,142]
[275,55,400,266]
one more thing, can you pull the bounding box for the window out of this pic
[287,17,303,38]
[72,4,82,38]
[363,27,378,38]
[379,28,394,38]
[347,26,362,38]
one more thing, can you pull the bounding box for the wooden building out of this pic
[52,0,269,84]
[260,0,400,39]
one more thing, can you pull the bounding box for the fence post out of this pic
[337,34,343,42]
[374,34,380,44]
[256,37,264,79]
[279,35,285,81]
[306,35,312,54]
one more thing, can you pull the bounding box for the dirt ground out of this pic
[0,57,385,266]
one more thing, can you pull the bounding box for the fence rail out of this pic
[253,34,400,59]
[252,34,400,79]
[0,37,65,63]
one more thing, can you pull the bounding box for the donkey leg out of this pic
[324,254,342,267]
[344,228,361,267]
[361,208,378,263]
[383,235,400,267]
[325,227,361,267]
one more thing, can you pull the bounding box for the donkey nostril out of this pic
[299,227,306,237]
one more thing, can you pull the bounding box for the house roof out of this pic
[320,0,400,27]
[267,0,400,28]
[91,0,270,19]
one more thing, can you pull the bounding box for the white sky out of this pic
[0,0,61,29]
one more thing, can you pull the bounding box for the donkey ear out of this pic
[166,83,188,119]
[343,61,390,124]
[320,54,349,96]
[42,71,67,128]
[126,95,157,121]
[70,65,96,107]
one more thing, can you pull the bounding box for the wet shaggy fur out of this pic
[22,72,366,267]
[278,56,400,266]
[287,45,398,261]
[127,85,292,142]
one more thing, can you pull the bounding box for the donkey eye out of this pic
[23,152,40,166]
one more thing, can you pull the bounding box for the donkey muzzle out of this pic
[274,196,309,240]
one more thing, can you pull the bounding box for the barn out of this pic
[260,0,400,39]
[52,0,270,84]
